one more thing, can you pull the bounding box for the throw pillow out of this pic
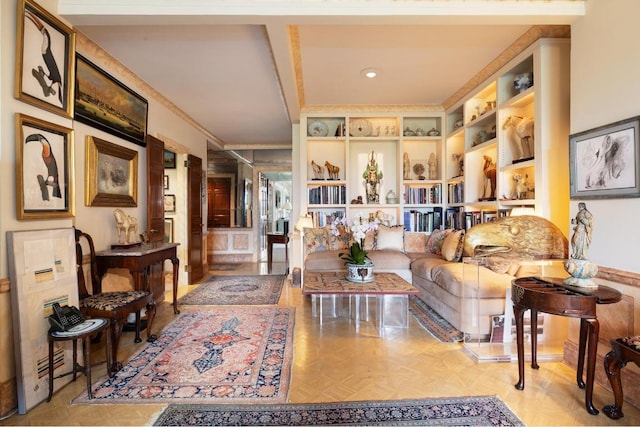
[426,229,453,255]
[376,225,405,252]
[325,226,351,251]
[441,229,465,262]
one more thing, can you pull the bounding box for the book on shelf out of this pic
[445,207,464,230]
[403,209,442,232]
[307,185,346,205]
[403,184,441,204]
[447,182,464,204]
[307,209,345,227]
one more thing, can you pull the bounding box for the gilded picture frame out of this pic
[569,115,640,199]
[16,113,75,219]
[15,0,75,118]
[85,136,138,207]
[75,54,148,147]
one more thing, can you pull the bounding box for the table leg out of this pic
[267,240,273,273]
[514,304,526,390]
[47,340,55,402]
[82,336,93,399]
[531,309,539,370]
[577,318,588,389]
[378,296,384,337]
[72,339,78,382]
[170,256,180,314]
[584,318,600,415]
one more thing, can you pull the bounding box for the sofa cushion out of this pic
[404,233,427,253]
[441,229,465,262]
[430,263,512,299]
[426,229,453,255]
[410,254,450,281]
[367,250,411,270]
[304,250,345,271]
[376,225,405,252]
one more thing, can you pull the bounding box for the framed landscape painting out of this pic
[15,0,75,118]
[75,54,148,147]
[16,113,75,219]
[569,115,640,199]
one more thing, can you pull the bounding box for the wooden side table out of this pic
[511,276,621,415]
[47,318,110,401]
[267,233,289,273]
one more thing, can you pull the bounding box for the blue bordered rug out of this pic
[408,295,464,343]
[151,395,524,426]
[178,274,285,306]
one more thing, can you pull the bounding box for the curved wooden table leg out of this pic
[530,309,539,370]
[514,304,526,390]
[584,318,600,415]
[146,301,158,342]
[603,346,625,420]
[171,256,180,314]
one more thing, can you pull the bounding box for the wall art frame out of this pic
[16,113,75,219]
[85,135,138,207]
[164,194,176,213]
[164,218,174,243]
[164,150,177,168]
[163,174,169,190]
[15,0,76,118]
[74,54,148,147]
[7,228,78,414]
[569,115,640,199]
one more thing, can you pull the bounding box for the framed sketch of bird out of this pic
[16,113,75,220]
[14,0,76,118]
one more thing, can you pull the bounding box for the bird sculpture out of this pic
[25,10,63,103]
[25,133,61,200]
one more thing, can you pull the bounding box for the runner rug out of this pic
[72,306,295,405]
[178,274,285,306]
[152,395,524,426]
[408,296,464,343]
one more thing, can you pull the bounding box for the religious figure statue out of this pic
[570,202,593,260]
[403,152,410,180]
[363,150,383,203]
[428,152,437,180]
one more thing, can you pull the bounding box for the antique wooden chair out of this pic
[74,227,157,376]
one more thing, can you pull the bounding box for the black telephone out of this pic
[48,302,86,332]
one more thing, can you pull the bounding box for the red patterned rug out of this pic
[72,306,295,405]
[178,275,285,306]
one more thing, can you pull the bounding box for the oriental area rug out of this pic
[72,306,295,405]
[408,296,464,343]
[152,396,524,426]
[177,274,285,306]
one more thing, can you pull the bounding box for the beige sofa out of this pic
[302,225,517,336]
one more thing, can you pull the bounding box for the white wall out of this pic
[570,0,640,273]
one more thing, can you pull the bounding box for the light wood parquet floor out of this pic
[2,249,639,426]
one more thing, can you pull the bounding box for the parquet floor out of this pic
[2,248,640,426]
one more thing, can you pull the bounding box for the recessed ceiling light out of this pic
[360,68,379,79]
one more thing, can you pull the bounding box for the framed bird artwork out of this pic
[15,113,75,219]
[14,0,76,119]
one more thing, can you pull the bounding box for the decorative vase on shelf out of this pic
[346,261,374,283]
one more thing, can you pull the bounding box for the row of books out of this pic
[307,185,347,205]
[447,182,464,204]
[307,210,345,227]
[403,209,442,232]
[403,184,442,205]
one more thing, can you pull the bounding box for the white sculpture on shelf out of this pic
[502,116,534,161]
[113,208,138,244]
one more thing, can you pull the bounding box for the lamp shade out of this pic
[295,214,314,231]
[282,199,292,211]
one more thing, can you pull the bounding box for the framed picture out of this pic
[164,150,177,168]
[74,54,148,147]
[164,194,176,213]
[85,136,138,207]
[164,218,174,243]
[14,0,75,118]
[16,113,75,219]
[570,115,640,199]
[163,175,169,190]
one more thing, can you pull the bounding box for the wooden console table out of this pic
[267,233,289,273]
[95,242,181,314]
[511,276,621,415]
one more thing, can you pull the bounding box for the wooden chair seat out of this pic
[603,336,640,419]
[74,228,157,376]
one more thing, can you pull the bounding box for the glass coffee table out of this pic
[302,271,419,335]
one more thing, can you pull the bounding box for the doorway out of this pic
[258,171,292,263]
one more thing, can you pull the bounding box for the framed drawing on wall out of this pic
[15,0,76,118]
[16,113,75,219]
[7,228,78,414]
[74,54,148,147]
[570,115,640,199]
[164,194,176,213]
[85,136,138,207]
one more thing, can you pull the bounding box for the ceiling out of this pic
[57,1,585,152]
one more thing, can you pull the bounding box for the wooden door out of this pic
[187,154,204,283]
[146,135,165,243]
[207,178,231,227]
[145,135,166,301]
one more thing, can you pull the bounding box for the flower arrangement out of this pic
[331,214,379,265]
